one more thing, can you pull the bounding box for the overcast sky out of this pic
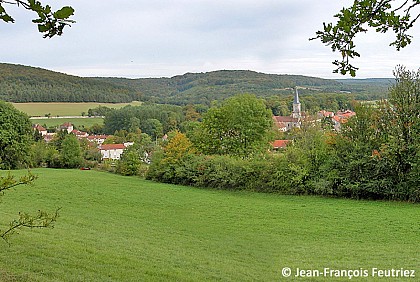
[1,0,419,79]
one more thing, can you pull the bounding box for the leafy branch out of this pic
[1,208,60,244]
[311,0,420,76]
[0,172,60,244]
[0,0,75,38]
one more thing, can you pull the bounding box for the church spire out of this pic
[294,87,300,104]
[292,87,301,119]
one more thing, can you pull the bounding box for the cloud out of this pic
[0,0,418,78]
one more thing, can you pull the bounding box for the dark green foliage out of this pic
[59,134,83,168]
[87,106,113,117]
[116,144,150,176]
[141,119,163,139]
[191,94,273,157]
[116,150,142,176]
[30,131,93,169]
[103,104,184,135]
[0,101,33,169]
[0,64,140,103]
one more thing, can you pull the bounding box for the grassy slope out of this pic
[0,169,418,281]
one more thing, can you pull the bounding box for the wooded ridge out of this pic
[0,63,392,104]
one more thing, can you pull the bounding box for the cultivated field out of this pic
[31,117,104,129]
[0,169,418,281]
[13,101,142,117]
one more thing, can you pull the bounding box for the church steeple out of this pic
[292,87,301,119]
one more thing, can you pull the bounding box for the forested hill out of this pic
[96,70,347,105]
[0,63,391,104]
[0,63,141,102]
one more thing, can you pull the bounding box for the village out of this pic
[32,89,356,157]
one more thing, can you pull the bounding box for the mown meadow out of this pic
[0,169,418,281]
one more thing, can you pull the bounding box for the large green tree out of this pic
[312,0,419,76]
[0,101,33,169]
[192,94,273,157]
[379,66,420,187]
[0,0,74,38]
[59,134,83,168]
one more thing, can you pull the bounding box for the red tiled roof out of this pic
[332,110,356,124]
[34,124,46,131]
[71,129,87,135]
[336,110,356,118]
[272,140,290,149]
[100,144,125,150]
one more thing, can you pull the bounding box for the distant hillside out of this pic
[335,78,394,98]
[0,63,141,103]
[96,71,394,105]
[96,70,344,105]
[0,63,391,104]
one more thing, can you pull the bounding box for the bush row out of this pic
[146,149,420,203]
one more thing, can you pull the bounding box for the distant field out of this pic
[31,117,104,129]
[13,101,142,117]
[0,169,418,281]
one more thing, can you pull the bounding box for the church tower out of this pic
[292,87,301,119]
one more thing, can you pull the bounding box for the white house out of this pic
[99,144,126,160]
[60,122,74,134]
[33,124,47,136]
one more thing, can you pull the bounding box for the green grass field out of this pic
[13,101,142,117]
[0,169,418,281]
[31,117,104,129]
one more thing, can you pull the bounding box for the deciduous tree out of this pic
[59,134,83,168]
[0,101,33,169]
[192,94,273,157]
